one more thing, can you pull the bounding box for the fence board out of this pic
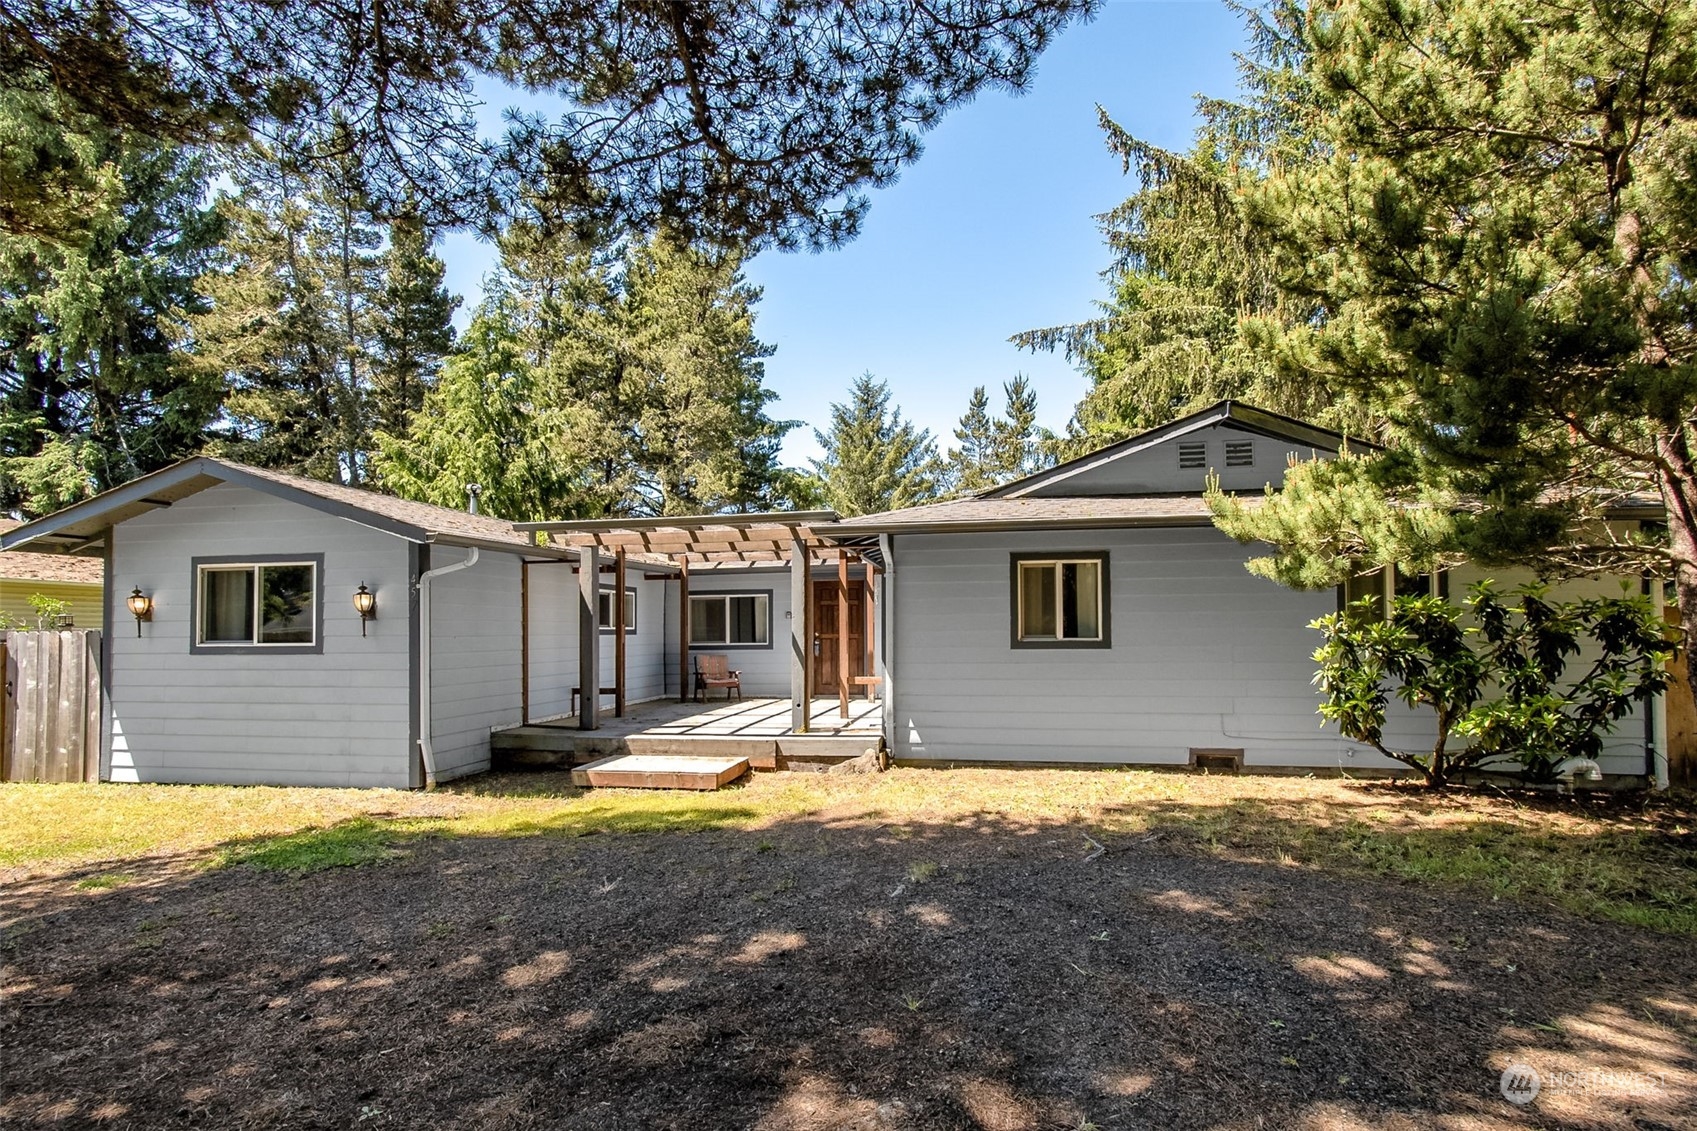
[1,630,102,782]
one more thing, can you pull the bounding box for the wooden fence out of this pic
[1,629,102,782]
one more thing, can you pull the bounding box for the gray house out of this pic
[0,402,1668,787]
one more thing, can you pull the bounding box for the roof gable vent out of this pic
[1177,441,1207,470]
[1224,440,1255,468]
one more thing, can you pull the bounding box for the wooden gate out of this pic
[1,629,102,782]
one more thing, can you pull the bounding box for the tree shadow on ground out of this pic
[3,794,1695,1130]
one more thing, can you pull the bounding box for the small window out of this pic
[690,593,770,647]
[197,562,317,646]
[597,587,637,634]
[1224,439,1255,467]
[1012,554,1109,647]
[1178,441,1207,469]
[1340,566,1448,620]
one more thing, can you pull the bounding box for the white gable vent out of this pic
[1177,441,1207,469]
[1225,439,1255,467]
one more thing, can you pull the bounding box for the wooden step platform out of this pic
[570,754,750,791]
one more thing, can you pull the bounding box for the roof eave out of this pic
[826,515,1218,536]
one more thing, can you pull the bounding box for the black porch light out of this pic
[126,587,152,636]
[352,582,377,635]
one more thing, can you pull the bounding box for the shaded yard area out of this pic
[2,771,1694,1129]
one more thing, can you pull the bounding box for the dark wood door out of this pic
[811,579,865,692]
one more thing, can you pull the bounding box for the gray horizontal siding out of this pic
[1030,424,1328,497]
[108,484,414,787]
[890,527,1379,768]
[667,568,792,697]
[528,565,673,718]
[428,550,523,780]
[891,528,1655,775]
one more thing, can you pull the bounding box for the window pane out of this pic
[1344,569,1387,619]
[1064,561,1101,640]
[597,591,612,626]
[623,591,637,630]
[691,597,727,644]
[259,565,314,644]
[201,568,255,643]
[728,595,767,644]
[1019,563,1057,639]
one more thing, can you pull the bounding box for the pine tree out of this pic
[810,372,940,517]
[0,92,222,515]
[371,209,458,439]
[1207,1,1697,698]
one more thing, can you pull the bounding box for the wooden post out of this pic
[679,558,692,703]
[614,547,627,718]
[837,547,850,718]
[520,561,530,724]
[789,533,809,733]
[578,544,600,730]
[864,564,877,701]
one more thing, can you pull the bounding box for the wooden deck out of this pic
[493,696,882,772]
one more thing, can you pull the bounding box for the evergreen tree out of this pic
[0,92,222,515]
[1206,1,1697,697]
[941,374,1052,496]
[373,295,589,521]
[187,137,390,484]
[372,209,458,439]
[944,385,998,496]
[1014,12,1350,452]
[375,224,797,518]
[811,372,940,516]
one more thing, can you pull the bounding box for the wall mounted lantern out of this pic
[352,582,377,635]
[126,587,152,636]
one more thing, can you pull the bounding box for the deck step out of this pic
[570,754,750,791]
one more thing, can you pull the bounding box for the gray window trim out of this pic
[1009,551,1111,650]
[189,553,326,656]
[688,589,774,650]
[597,585,639,635]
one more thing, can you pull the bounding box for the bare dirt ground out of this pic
[2,783,1694,1130]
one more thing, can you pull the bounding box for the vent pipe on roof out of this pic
[466,483,482,514]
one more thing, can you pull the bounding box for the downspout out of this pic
[878,534,896,757]
[415,485,482,789]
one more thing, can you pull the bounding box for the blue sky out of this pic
[438,1,1249,465]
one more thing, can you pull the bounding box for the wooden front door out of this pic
[811,579,866,692]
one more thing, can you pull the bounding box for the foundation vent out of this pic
[1190,748,1244,773]
[1177,441,1207,470]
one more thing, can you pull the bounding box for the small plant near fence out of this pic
[1311,583,1673,788]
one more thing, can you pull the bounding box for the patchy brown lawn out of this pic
[1,771,1694,1129]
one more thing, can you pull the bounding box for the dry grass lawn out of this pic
[3,768,1692,935]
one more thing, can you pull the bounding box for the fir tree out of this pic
[943,385,998,496]
[371,209,458,439]
[0,92,222,514]
[811,372,940,517]
[373,295,589,521]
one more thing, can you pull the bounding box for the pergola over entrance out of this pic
[514,511,882,734]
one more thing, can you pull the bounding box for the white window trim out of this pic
[194,559,321,649]
[597,586,638,634]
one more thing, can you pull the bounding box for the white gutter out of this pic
[415,485,483,789]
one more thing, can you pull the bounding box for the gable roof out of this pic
[986,400,1373,500]
[0,520,105,584]
[0,457,573,560]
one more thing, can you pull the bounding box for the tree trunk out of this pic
[1656,453,1697,706]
